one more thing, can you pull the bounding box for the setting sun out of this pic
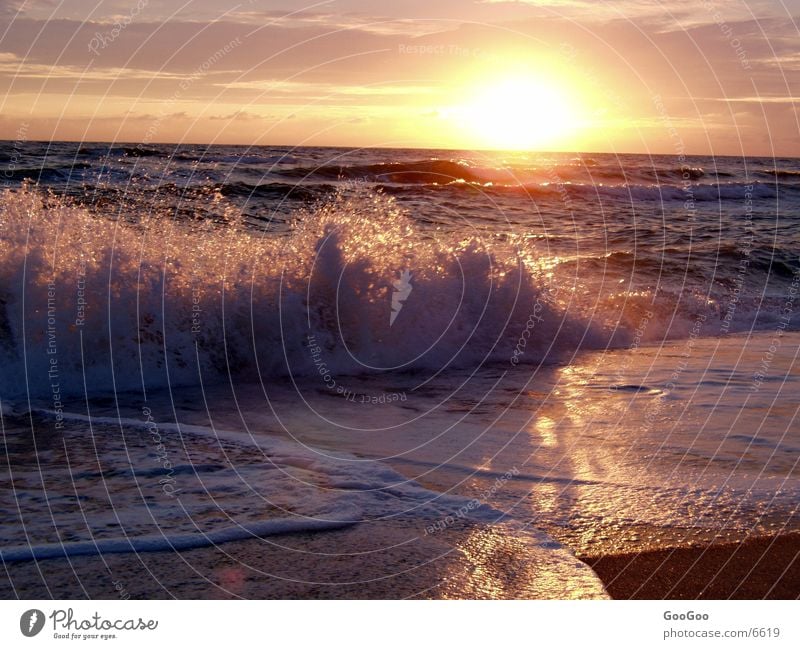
[453,77,580,150]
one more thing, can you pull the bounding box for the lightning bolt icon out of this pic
[28,612,38,632]
[390,269,412,326]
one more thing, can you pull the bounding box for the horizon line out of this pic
[1,138,797,160]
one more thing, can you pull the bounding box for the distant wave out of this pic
[2,163,92,183]
[122,146,162,157]
[760,168,800,179]
[219,180,335,201]
[273,158,488,184]
[10,148,797,208]
[553,247,799,279]
[266,158,793,200]
[176,153,302,165]
[639,166,708,181]
[381,178,788,202]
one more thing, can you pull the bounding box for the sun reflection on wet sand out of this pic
[533,415,557,448]
[442,525,609,599]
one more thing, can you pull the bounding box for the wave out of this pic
[272,158,489,184]
[380,178,787,202]
[0,183,791,399]
[2,163,92,183]
[14,148,796,209]
[175,153,301,165]
[635,166,707,181]
[269,158,749,186]
[760,168,800,180]
[122,146,162,157]
[263,158,794,202]
[0,184,599,398]
[0,517,356,562]
[560,246,799,278]
[74,145,160,158]
[219,180,334,201]
[21,168,795,208]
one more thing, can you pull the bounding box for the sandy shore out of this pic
[0,518,605,599]
[582,533,800,599]
[2,520,797,599]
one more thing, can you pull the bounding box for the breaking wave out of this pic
[0,183,793,399]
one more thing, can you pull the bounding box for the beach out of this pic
[0,519,607,600]
[3,525,797,599]
[1,144,799,600]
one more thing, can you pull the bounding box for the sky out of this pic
[0,0,798,155]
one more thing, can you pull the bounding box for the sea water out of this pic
[1,142,798,597]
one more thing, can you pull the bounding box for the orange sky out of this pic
[0,0,798,155]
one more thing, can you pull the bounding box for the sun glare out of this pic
[454,77,579,151]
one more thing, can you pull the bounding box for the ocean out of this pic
[1,141,798,598]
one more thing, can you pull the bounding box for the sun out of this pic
[454,76,579,151]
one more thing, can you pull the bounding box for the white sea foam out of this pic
[0,405,608,597]
[0,517,355,563]
[2,184,788,401]
[0,185,596,399]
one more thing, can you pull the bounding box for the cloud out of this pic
[209,110,265,121]
[701,96,800,104]
[1,1,798,153]
[479,0,790,25]
[223,9,447,36]
[124,110,190,121]
[219,79,433,97]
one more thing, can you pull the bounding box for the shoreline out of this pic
[2,525,798,599]
[0,518,606,600]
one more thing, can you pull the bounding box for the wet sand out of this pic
[582,533,800,599]
[2,519,797,599]
[0,519,605,599]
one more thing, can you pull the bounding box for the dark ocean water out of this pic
[1,142,798,596]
